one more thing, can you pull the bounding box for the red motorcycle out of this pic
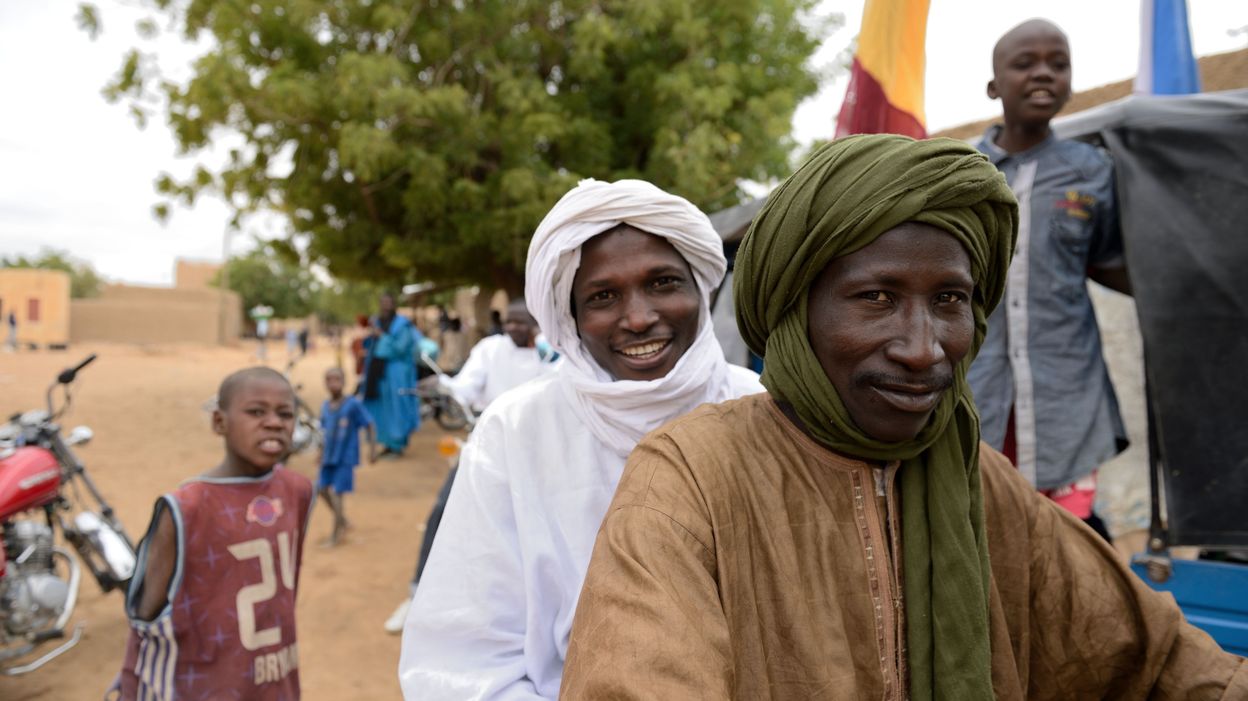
[0,354,137,675]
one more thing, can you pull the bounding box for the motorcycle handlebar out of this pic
[57,354,97,385]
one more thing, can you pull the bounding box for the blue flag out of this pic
[1136,0,1202,95]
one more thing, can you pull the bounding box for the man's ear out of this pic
[986,79,999,100]
[212,409,226,436]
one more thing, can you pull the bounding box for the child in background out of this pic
[285,327,299,359]
[113,367,314,701]
[318,367,376,546]
[967,19,1129,540]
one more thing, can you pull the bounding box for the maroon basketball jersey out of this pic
[117,466,313,701]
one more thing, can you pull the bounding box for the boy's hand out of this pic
[368,445,378,464]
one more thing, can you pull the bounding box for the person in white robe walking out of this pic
[383,297,559,633]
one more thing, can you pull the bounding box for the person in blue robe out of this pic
[360,292,419,456]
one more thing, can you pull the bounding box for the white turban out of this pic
[525,179,734,457]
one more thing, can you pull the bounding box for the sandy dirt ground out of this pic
[0,341,453,701]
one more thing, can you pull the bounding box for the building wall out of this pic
[95,284,237,305]
[70,284,242,345]
[0,269,72,347]
[175,259,222,290]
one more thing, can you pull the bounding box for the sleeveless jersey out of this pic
[117,467,314,701]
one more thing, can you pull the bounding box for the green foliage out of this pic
[314,279,386,326]
[1,249,104,299]
[213,245,386,325]
[211,245,321,319]
[76,3,102,40]
[94,0,835,290]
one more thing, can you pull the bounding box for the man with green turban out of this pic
[559,135,1246,700]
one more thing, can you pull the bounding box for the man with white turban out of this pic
[398,179,763,700]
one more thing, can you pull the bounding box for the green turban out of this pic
[734,134,1017,701]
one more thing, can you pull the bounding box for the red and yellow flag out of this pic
[835,0,930,138]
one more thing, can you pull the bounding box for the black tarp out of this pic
[1058,90,1248,547]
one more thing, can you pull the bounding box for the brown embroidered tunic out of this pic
[561,394,1247,700]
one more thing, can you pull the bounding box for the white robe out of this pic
[399,367,763,700]
[441,335,559,412]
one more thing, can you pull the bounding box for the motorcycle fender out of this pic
[74,511,137,582]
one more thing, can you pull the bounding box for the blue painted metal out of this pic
[1131,557,1248,657]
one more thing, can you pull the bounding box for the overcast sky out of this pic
[1,1,1245,286]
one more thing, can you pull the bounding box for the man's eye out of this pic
[860,291,892,303]
[652,276,682,289]
[935,292,966,305]
[586,290,614,305]
[247,408,264,416]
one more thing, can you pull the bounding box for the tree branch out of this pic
[362,167,411,195]
[390,1,422,56]
[358,181,382,225]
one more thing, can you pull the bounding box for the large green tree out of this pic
[212,245,321,318]
[90,0,831,291]
[2,249,104,298]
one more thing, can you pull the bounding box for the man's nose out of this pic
[884,307,946,371]
[619,292,658,333]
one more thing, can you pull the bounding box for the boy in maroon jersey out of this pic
[111,367,315,701]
